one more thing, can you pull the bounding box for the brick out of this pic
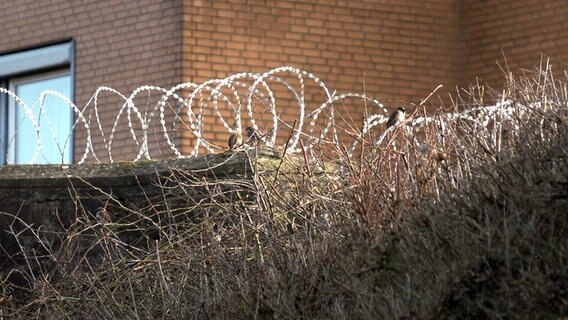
[2,0,566,160]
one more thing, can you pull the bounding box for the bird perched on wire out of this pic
[245,126,259,145]
[228,131,243,149]
[386,107,406,129]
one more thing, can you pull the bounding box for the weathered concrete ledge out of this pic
[0,147,284,187]
[0,148,290,293]
[0,148,335,297]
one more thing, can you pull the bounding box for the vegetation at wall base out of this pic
[1,64,567,319]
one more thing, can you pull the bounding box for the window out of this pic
[0,42,74,164]
[9,71,72,164]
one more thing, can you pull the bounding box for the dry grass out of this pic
[1,64,568,319]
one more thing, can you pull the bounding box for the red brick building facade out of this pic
[0,0,567,162]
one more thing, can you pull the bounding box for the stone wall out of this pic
[0,149,268,296]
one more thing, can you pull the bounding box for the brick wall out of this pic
[182,0,461,148]
[0,0,183,162]
[461,0,568,88]
[1,0,567,162]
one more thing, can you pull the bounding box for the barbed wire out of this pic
[0,66,533,165]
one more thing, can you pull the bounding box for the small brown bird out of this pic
[386,107,406,129]
[436,151,448,162]
[228,131,242,149]
[96,207,112,224]
[245,126,258,145]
